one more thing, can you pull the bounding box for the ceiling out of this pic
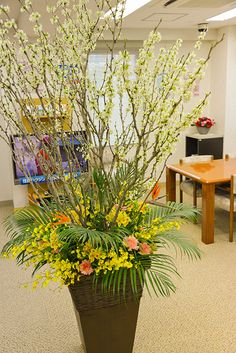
[122,0,236,29]
[1,0,236,33]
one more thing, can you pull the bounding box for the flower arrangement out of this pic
[0,3,225,352]
[195,117,215,128]
[3,173,200,294]
[0,0,222,296]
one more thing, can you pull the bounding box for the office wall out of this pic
[223,26,236,155]
[209,28,227,137]
[0,116,14,202]
[209,25,236,156]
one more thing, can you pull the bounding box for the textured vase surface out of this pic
[69,276,143,353]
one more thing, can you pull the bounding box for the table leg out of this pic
[201,183,215,244]
[166,167,176,202]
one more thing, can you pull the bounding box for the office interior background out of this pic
[1,1,236,353]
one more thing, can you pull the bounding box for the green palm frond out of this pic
[140,254,179,296]
[2,206,53,254]
[100,268,139,297]
[2,234,29,254]
[57,225,125,250]
[156,230,202,260]
[90,165,138,210]
[81,165,144,214]
[148,201,199,224]
[3,206,52,238]
[146,202,201,261]
[111,164,136,188]
[92,169,111,208]
[115,164,145,198]
[98,253,180,297]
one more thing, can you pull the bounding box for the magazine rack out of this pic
[20,98,72,133]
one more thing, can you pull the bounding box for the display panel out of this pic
[11,133,88,185]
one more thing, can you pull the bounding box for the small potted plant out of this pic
[195,117,215,134]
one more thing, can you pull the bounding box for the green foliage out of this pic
[2,201,201,297]
[147,201,199,224]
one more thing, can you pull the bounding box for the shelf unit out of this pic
[17,97,72,207]
[21,97,72,132]
[185,133,224,160]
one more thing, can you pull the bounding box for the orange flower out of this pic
[54,213,71,225]
[151,182,161,201]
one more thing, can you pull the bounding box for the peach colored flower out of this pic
[80,260,94,275]
[123,236,139,251]
[139,243,152,255]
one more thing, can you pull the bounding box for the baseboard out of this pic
[0,200,13,207]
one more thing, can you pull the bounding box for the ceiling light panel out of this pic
[143,12,187,22]
[179,0,235,8]
[207,7,236,21]
[104,0,152,18]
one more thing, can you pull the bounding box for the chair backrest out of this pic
[179,155,214,164]
[225,154,236,160]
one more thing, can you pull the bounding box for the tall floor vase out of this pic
[69,276,143,353]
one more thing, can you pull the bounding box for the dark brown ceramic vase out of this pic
[68,275,143,353]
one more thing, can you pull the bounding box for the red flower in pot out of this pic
[195,117,215,134]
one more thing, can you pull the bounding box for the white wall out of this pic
[223,26,236,155]
[210,28,227,136]
[0,117,14,202]
[209,25,236,156]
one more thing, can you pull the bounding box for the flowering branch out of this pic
[0,0,223,228]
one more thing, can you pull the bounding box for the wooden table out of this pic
[166,158,236,244]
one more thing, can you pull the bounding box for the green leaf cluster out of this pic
[2,201,201,297]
